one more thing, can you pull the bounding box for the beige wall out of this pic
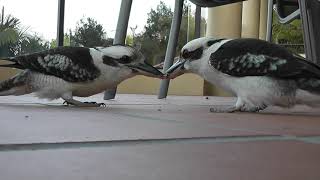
[0,61,19,81]
[118,74,204,96]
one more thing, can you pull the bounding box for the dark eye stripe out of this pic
[102,56,119,67]
[102,55,133,66]
[182,47,203,60]
[118,55,131,64]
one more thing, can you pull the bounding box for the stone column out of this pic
[241,0,260,38]
[205,2,243,96]
[207,3,243,38]
[259,0,268,40]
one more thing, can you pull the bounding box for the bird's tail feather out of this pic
[0,71,30,96]
[0,62,22,69]
[0,56,15,61]
[0,57,22,69]
[296,78,320,95]
[296,89,320,107]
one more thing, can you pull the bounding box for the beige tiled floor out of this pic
[0,94,320,180]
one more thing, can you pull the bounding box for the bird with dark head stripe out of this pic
[0,45,163,107]
[166,37,320,113]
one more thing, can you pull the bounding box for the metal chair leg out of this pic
[266,0,273,42]
[104,0,133,100]
[299,0,320,64]
[158,0,184,99]
[57,0,65,47]
[194,5,201,38]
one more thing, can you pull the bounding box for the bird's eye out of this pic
[182,49,189,59]
[119,55,131,64]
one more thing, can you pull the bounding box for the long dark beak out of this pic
[165,59,186,74]
[127,61,163,76]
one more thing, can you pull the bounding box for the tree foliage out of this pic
[0,7,20,46]
[272,13,304,53]
[0,6,20,56]
[135,1,205,65]
[72,17,112,47]
[12,34,49,55]
[0,6,50,56]
[50,33,71,48]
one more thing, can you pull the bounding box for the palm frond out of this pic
[0,6,22,47]
[0,28,18,45]
[0,6,20,31]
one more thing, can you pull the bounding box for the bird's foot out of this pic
[210,104,267,113]
[240,106,266,113]
[63,101,73,106]
[209,105,238,113]
[84,101,107,107]
[62,100,106,107]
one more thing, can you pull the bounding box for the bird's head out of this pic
[165,37,224,78]
[99,45,163,78]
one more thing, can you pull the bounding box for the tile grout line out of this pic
[0,135,319,152]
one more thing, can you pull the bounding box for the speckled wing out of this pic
[9,47,100,82]
[209,38,320,79]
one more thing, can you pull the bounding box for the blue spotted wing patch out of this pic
[11,47,100,82]
[209,38,320,79]
[210,53,289,77]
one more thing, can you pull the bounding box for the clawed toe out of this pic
[84,102,106,107]
[239,106,266,112]
[63,101,73,106]
[98,103,106,107]
[62,100,106,107]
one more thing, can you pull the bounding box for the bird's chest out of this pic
[198,64,235,93]
[199,64,285,97]
[71,79,112,97]
[71,68,131,97]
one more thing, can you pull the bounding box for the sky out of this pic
[1,0,204,41]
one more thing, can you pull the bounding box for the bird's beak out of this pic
[165,59,186,74]
[127,61,164,77]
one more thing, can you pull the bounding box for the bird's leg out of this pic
[209,104,267,113]
[209,97,243,113]
[61,93,106,107]
[239,103,267,112]
[210,105,238,113]
[210,97,267,113]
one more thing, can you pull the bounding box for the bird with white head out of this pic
[0,45,163,107]
[166,37,320,113]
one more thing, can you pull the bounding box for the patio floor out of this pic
[0,94,320,180]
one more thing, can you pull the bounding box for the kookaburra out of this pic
[0,45,163,107]
[166,37,320,113]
